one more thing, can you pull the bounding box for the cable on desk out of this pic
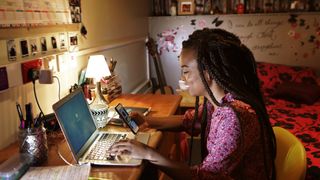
[53,76,61,100]
[56,139,77,166]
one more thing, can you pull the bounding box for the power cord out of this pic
[32,81,45,117]
[56,139,79,166]
[53,76,61,100]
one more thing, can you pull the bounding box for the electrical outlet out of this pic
[21,59,42,84]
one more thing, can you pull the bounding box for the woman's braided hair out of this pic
[183,28,276,179]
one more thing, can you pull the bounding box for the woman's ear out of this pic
[204,71,212,83]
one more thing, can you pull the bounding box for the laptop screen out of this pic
[54,90,96,154]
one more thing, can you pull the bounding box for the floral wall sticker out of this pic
[156,27,180,55]
[288,14,320,59]
[156,17,224,55]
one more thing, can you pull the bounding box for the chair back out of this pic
[273,127,306,180]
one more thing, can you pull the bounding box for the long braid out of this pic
[183,28,276,179]
[189,96,199,165]
[200,98,208,160]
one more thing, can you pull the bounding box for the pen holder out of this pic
[18,127,48,166]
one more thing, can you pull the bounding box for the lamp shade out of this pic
[85,55,111,80]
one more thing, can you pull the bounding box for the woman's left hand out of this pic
[107,139,151,160]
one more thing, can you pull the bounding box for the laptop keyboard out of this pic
[86,133,127,161]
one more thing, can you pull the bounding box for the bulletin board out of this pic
[149,13,320,90]
[0,0,71,27]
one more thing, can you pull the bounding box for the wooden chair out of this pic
[273,126,307,180]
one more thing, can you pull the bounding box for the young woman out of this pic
[109,28,276,180]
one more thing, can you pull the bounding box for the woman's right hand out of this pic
[130,112,150,130]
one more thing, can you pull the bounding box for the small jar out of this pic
[18,127,48,165]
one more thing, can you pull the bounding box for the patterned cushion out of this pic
[256,62,318,95]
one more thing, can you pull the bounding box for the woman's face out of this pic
[180,49,206,96]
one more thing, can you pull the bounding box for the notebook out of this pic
[52,88,150,166]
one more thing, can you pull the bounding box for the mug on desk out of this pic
[18,126,48,165]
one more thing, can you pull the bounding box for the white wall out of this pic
[149,13,320,91]
[0,0,150,149]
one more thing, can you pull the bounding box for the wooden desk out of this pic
[0,93,181,180]
[176,90,203,108]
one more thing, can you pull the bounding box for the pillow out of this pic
[256,62,318,92]
[272,82,320,105]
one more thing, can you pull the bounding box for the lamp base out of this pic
[90,104,109,128]
[89,82,109,128]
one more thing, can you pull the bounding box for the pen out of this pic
[33,113,41,128]
[25,103,33,129]
[16,102,25,129]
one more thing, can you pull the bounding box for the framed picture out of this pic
[178,0,195,15]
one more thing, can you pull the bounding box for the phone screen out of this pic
[115,103,139,134]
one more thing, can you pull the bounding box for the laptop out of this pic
[52,88,150,166]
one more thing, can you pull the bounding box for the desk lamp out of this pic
[85,55,111,128]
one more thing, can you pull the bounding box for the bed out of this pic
[256,62,320,180]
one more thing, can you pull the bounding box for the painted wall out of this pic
[0,0,150,149]
[149,13,320,91]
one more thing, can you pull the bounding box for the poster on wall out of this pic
[0,0,71,27]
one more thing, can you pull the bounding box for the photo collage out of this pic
[6,32,78,62]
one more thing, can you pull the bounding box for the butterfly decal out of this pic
[309,35,315,43]
[288,14,298,24]
[299,19,305,27]
[212,17,223,27]
[191,19,196,26]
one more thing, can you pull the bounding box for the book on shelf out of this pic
[151,0,320,16]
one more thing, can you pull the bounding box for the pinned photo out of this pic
[7,39,17,61]
[29,38,38,55]
[70,35,78,46]
[59,33,67,50]
[51,36,58,49]
[20,39,29,58]
[40,37,47,53]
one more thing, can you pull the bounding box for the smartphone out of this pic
[115,103,139,134]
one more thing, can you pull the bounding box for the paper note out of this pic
[20,163,91,180]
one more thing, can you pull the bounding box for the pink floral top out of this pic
[182,93,272,179]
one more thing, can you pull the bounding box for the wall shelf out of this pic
[0,24,80,39]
